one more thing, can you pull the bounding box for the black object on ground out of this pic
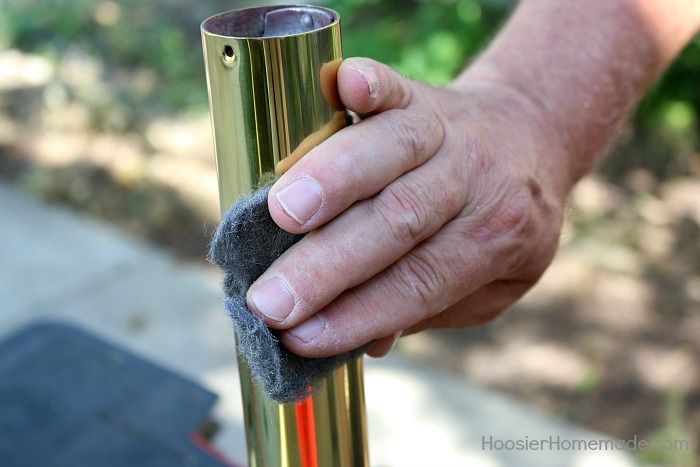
[0,321,230,467]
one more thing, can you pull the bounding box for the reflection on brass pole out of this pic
[201,6,369,467]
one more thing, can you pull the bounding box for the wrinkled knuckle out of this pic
[414,110,444,156]
[392,250,445,315]
[385,110,437,165]
[427,112,445,143]
[484,183,535,239]
[374,181,429,244]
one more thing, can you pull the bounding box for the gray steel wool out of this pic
[209,184,366,403]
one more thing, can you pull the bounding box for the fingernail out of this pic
[276,177,323,225]
[249,277,294,322]
[349,62,379,99]
[288,315,326,343]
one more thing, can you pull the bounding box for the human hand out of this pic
[246,57,572,358]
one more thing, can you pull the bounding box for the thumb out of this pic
[338,57,413,116]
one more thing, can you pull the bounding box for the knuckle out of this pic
[485,185,534,239]
[383,109,442,165]
[460,137,537,242]
[391,249,446,315]
[374,181,430,244]
[473,177,542,272]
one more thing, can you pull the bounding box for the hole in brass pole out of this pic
[221,44,236,67]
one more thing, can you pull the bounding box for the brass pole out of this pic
[201,6,368,467]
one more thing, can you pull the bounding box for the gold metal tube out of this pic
[201,6,368,467]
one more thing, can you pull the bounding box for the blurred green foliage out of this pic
[0,0,211,119]
[326,0,506,85]
[618,35,700,180]
[1,0,698,175]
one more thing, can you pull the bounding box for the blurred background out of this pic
[0,0,698,465]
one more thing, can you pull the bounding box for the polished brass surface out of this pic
[201,6,368,467]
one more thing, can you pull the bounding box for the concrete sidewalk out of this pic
[0,182,636,467]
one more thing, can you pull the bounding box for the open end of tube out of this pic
[202,5,337,38]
